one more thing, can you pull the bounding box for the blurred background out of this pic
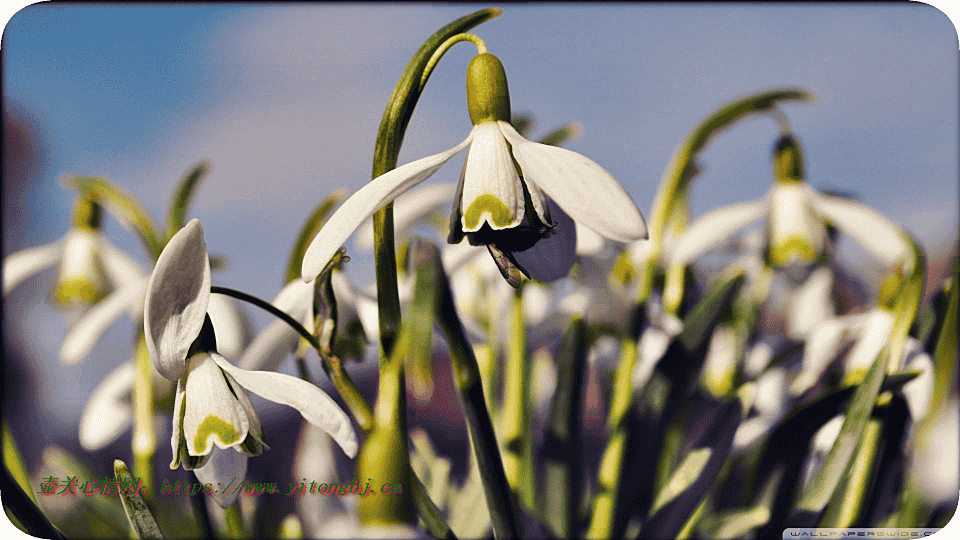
[2,2,957,510]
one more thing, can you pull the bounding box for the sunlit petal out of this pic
[811,191,911,271]
[2,239,61,295]
[461,122,524,232]
[302,135,474,282]
[211,354,358,458]
[144,219,212,380]
[499,120,646,243]
[356,183,456,250]
[79,362,135,451]
[61,277,149,364]
[670,199,768,265]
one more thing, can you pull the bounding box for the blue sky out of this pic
[2,3,958,461]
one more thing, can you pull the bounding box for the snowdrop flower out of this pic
[789,267,904,396]
[303,52,646,287]
[144,219,358,481]
[670,135,910,274]
[77,294,251,452]
[3,195,144,314]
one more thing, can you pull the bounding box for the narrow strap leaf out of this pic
[163,161,210,243]
[639,398,743,540]
[426,238,522,539]
[114,459,164,540]
[285,191,344,284]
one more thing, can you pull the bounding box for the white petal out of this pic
[356,183,456,250]
[901,338,933,421]
[183,353,250,456]
[238,319,299,372]
[791,314,862,395]
[499,120,646,243]
[811,191,911,271]
[194,447,248,508]
[79,362,135,451]
[58,228,107,290]
[509,198,577,282]
[170,379,186,469]
[60,277,149,364]
[844,309,895,377]
[633,325,673,390]
[787,266,835,339]
[208,295,251,360]
[144,219,212,380]
[769,183,825,266]
[2,239,61,295]
[211,354,358,458]
[222,366,268,453]
[575,221,607,256]
[669,199,768,265]
[99,239,147,288]
[460,122,525,232]
[302,135,473,282]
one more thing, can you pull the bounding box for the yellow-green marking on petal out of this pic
[463,194,515,230]
[193,415,240,455]
[770,235,818,267]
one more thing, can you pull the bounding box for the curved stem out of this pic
[211,286,321,351]
[421,33,487,87]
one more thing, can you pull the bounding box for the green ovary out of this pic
[463,194,515,230]
[193,415,240,455]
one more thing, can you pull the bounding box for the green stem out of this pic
[211,286,319,349]
[585,305,643,539]
[501,286,533,511]
[132,333,155,500]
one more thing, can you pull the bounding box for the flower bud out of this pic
[466,53,511,125]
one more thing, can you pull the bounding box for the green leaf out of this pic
[429,237,522,539]
[64,175,163,260]
[791,343,889,525]
[114,459,163,539]
[542,317,589,538]
[639,398,743,540]
[2,420,36,507]
[657,273,747,396]
[285,191,344,284]
[163,161,210,243]
[537,122,581,147]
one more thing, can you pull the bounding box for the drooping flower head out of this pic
[144,219,358,481]
[302,50,647,287]
[3,193,144,320]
